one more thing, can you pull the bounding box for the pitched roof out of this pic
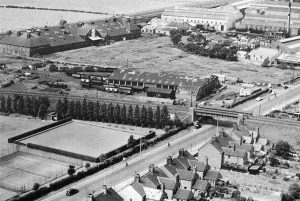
[163,164,178,176]
[192,179,210,191]
[141,167,168,188]
[222,147,247,158]
[210,132,234,153]
[177,169,196,181]
[229,141,253,152]
[147,87,173,94]
[157,177,177,190]
[203,170,222,181]
[173,189,194,200]
[93,187,124,201]
[131,182,146,197]
[0,33,50,47]
[143,187,164,201]
[257,138,268,145]
[188,160,207,172]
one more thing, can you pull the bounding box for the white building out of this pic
[161,5,243,32]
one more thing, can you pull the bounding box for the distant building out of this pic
[247,47,281,65]
[86,185,123,201]
[0,17,141,57]
[161,5,243,32]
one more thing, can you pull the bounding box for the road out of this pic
[39,125,217,201]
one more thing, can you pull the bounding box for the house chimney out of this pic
[204,156,208,166]
[86,193,94,201]
[149,164,155,173]
[36,31,41,36]
[251,132,254,142]
[256,126,260,138]
[134,173,141,182]
[167,156,173,165]
[212,136,217,142]
[220,128,225,137]
[193,165,197,174]
[102,185,108,194]
[232,144,236,151]
[17,31,22,37]
[26,32,31,38]
[240,137,243,145]
[161,183,165,193]
[179,148,185,157]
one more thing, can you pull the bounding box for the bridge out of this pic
[194,106,252,119]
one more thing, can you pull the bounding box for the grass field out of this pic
[20,120,148,158]
[49,35,296,84]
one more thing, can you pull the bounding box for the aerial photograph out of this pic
[1,0,300,201]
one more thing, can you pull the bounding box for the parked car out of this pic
[255,97,263,101]
[66,188,78,196]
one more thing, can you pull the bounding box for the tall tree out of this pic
[161,105,169,128]
[114,103,121,124]
[147,107,153,127]
[121,104,127,124]
[67,100,75,118]
[81,98,88,120]
[17,95,24,114]
[24,96,32,116]
[107,103,114,123]
[32,97,40,117]
[87,101,95,121]
[154,105,161,128]
[140,105,147,127]
[133,105,140,126]
[62,97,69,118]
[38,104,48,119]
[100,103,107,122]
[74,100,82,119]
[6,96,12,114]
[0,96,6,113]
[13,94,19,113]
[55,99,63,120]
[127,105,133,125]
[94,101,100,121]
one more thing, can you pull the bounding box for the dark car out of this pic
[66,188,79,196]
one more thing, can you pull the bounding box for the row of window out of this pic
[109,79,176,90]
[163,17,226,25]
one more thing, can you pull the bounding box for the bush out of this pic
[32,183,40,190]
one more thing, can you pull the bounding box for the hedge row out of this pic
[7,125,188,201]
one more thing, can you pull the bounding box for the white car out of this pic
[255,97,263,101]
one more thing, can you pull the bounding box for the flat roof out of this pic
[20,120,145,158]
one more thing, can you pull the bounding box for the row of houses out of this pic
[104,69,220,101]
[0,17,141,57]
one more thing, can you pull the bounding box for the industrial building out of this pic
[0,17,141,57]
[161,5,243,32]
[238,0,300,36]
[107,69,220,101]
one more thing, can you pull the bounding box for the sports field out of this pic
[0,152,79,194]
[20,121,146,158]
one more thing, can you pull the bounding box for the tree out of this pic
[282,193,294,201]
[161,105,169,128]
[127,105,133,125]
[67,100,75,118]
[121,104,127,124]
[275,140,292,159]
[81,98,88,120]
[13,94,19,113]
[32,183,40,191]
[107,103,114,123]
[154,106,161,128]
[0,96,6,113]
[261,57,270,67]
[100,103,107,122]
[174,114,183,128]
[55,99,63,120]
[140,105,147,127]
[94,101,100,121]
[134,105,140,126]
[38,104,48,119]
[23,96,31,115]
[128,135,135,147]
[170,29,182,45]
[147,107,153,127]
[74,100,82,119]
[87,101,95,121]
[62,97,69,118]
[6,96,12,114]
[67,165,76,176]
[17,95,24,114]
[114,103,121,124]
[289,183,300,199]
[32,96,40,117]
[269,153,280,167]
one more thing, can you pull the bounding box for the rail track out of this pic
[247,116,300,128]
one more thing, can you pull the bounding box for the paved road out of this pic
[40,125,217,201]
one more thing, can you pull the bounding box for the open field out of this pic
[0,187,16,201]
[0,115,49,150]
[0,152,80,193]
[20,120,150,158]
[49,35,296,84]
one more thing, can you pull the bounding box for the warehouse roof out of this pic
[147,87,173,94]
[0,33,50,47]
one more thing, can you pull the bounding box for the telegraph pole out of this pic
[287,0,292,36]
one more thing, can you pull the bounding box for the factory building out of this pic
[107,69,220,101]
[0,17,141,57]
[238,1,300,36]
[161,5,243,32]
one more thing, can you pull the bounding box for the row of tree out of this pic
[0,95,50,119]
[56,97,181,129]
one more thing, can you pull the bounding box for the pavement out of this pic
[39,124,217,201]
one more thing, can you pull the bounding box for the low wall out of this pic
[8,118,72,143]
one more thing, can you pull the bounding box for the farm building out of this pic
[107,69,220,101]
[0,17,141,57]
[161,5,242,32]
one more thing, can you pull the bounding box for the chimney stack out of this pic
[212,136,217,142]
[232,144,236,151]
[193,165,197,174]
[204,156,208,166]
[86,193,94,201]
[167,156,173,165]
[179,148,185,157]
[240,137,243,145]
[17,31,22,37]
[161,183,165,193]
[134,173,141,182]
[149,164,155,173]
[102,185,108,194]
